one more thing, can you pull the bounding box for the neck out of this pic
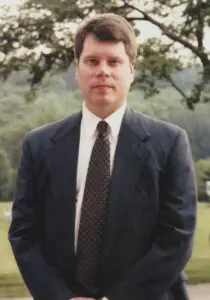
[84,102,125,119]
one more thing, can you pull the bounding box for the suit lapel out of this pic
[101,108,151,264]
[44,108,151,268]
[46,112,82,256]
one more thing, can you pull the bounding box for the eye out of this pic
[108,59,120,66]
[87,59,98,66]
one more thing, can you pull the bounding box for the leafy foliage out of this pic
[0,149,14,200]
[0,0,210,107]
[195,158,210,201]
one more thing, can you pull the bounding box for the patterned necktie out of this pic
[76,120,110,294]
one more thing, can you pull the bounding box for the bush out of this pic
[195,158,210,202]
[0,149,14,201]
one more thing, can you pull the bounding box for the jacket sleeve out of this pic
[8,134,75,300]
[105,129,197,300]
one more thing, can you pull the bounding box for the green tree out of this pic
[0,149,13,201]
[195,158,210,202]
[1,90,81,169]
[0,0,210,107]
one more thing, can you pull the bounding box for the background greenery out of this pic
[0,202,30,298]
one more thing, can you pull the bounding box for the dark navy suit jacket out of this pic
[9,108,196,300]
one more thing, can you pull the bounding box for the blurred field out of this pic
[185,202,210,283]
[0,203,29,297]
[0,202,209,297]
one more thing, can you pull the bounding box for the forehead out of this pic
[81,34,128,59]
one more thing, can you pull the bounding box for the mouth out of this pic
[92,85,114,89]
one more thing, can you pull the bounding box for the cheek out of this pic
[117,73,133,90]
[77,73,90,90]
[77,73,94,96]
[77,66,93,82]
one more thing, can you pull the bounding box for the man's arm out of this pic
[8,134,75,300]
[104,129,197,300]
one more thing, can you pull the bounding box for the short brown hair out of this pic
[74,13,137,64]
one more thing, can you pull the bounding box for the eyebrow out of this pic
[83,55,123,61]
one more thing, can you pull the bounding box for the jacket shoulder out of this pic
[131,110,189,160]
[22,112,81,156]
[135,110,185,137]
[27,117,69,141]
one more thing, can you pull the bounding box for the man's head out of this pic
[74,13,137,118]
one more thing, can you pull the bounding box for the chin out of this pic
[89,99,111,106]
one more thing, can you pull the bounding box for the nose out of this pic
[95,62,110,78]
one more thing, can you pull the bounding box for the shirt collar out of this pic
[81,103,126,140]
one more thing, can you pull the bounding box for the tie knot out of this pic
[97,121,109,136]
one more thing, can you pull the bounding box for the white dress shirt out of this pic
[74,103,126,300]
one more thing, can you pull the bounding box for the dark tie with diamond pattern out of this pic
[76,120,110,295]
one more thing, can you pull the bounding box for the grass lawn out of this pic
[185,202,210,284]
[0,202,209,297]
[0,202,29,297]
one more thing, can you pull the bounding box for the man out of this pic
[9,13,196,300]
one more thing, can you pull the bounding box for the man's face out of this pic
[76,34,134,116]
